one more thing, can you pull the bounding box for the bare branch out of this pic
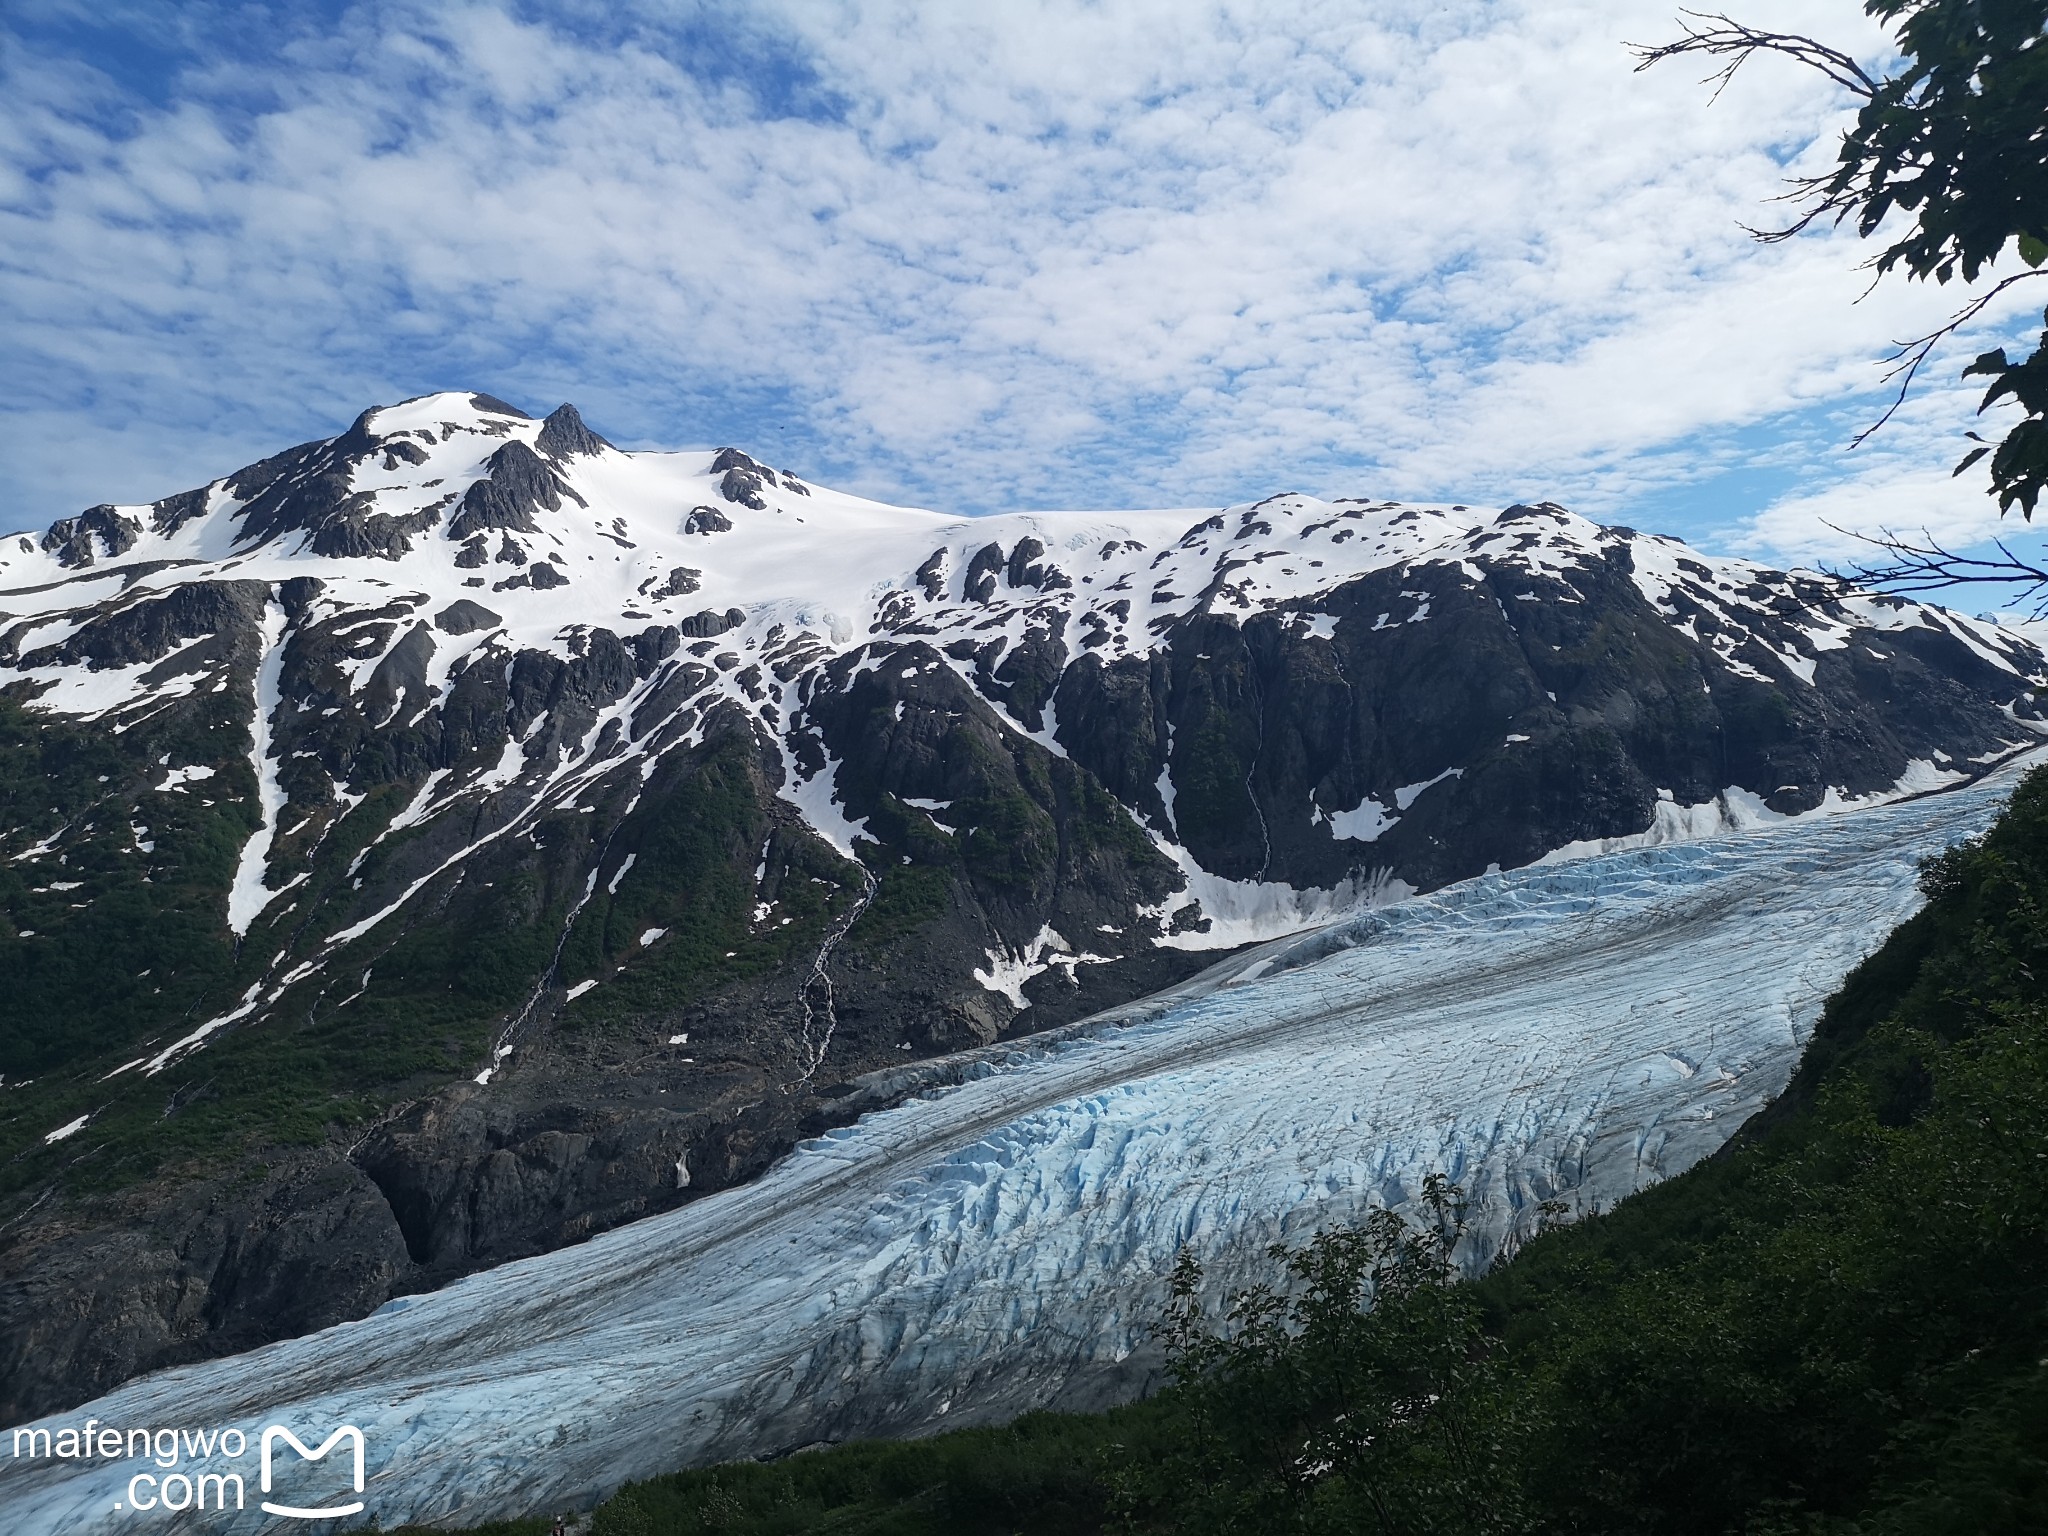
[1849,272,2048,451]
[1739,168,1867,246]
[1628,11,1878,99]
[1631,15,1880,248]
[1821,522,2048,620]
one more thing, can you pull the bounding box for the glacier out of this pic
[3,757,2034,1533]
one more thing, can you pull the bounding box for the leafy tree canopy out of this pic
[1638,3,2048,531]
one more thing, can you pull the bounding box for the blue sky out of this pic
[2,0,2037,563]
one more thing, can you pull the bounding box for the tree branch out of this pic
[1849,272,2048,450]
[1628,10,1878,100]
[1822,521,2048,619]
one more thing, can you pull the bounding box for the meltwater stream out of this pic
[8,760,2035,1532]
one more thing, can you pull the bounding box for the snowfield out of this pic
[5,755,2032,1534]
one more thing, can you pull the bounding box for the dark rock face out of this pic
[223,436,326,507]
[448,440,586,540]
[796,642,1187,966]
[216,410,473,560]
[679,606,745,638]
[309,497,447,560]
[231,412,381,548]
[710,448,772,510]
[719,471,766,509]
[534,402,611,461]
[434,599,502,635]
[684,506,733,535]
[149,487,211,538]
[964,542,1005,603]
[709,448,766,475]
[1039,545,2044,895]
[17,580,269,671]
[40,505,142,569]
[630,624,681,673]
[363,623,437,725]
[1006,537,1046,587]
[352,1085,693,1273]
[642,567,698,599]
[0,1159,412,1426]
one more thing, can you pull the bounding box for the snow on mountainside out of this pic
[7,390,2041,951]
[2,389,2045,1425]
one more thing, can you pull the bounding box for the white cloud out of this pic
[1741,464,2007,565]
[0,0,2038,566]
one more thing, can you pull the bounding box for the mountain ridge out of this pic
[2,388,2043,1424]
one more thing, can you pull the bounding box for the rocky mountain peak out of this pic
[535,402,612,461]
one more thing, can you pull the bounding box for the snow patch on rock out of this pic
[225,599,288,936]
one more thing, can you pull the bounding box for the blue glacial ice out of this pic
[6,759,2035,1533]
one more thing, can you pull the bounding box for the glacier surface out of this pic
[4,759,2033,1533]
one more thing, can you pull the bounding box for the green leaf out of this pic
[2019,234,2048,270]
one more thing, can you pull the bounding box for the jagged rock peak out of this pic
[535,403,612,461]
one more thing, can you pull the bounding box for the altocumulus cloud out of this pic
[0,0,2039,559]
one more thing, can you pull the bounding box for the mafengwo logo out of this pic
[259,1427,366,1519]
[11,1419,366,1519]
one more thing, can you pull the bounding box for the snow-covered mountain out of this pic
[2,390,2043,1422]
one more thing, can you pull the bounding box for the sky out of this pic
[2,0,2040,567]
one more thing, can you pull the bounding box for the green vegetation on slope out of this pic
[0,727,848,1200]
[550,767,2048,1535]
[0,691,246,1081]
